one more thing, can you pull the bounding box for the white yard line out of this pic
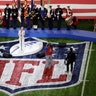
[81,42,93,96]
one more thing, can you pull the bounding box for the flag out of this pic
[47,0,50,4]
[0,0,96,19]
[17,0,21,22]
[18,9,21,23]
[24,0,28,17]
[12,0,16,8]
[24,0,27,6]
[40,0,44,6]
[31,0,34,10]
[18,0,20,9]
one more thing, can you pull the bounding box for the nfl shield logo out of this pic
[0,38,89,95]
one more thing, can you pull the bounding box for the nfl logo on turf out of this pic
[0,38,89,95]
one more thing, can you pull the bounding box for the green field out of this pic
[0,20,96,96]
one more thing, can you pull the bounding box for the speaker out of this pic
[58,43,66,48]
[37,52,45,58]
[3,52,12,58]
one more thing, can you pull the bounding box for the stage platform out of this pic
[0,28,96,42]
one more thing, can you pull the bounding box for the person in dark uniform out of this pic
[55,5,63,30]
[32,5,39,30]
[47,5,54,30]
[12,4,18,29]
[26,4,31,30]
[72,16,78,29]
[4,4,11,29]
[39,5,47,30]
[20,3,24,27]
[65,47,76,73]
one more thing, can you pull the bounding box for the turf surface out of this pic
[0,20,96,96]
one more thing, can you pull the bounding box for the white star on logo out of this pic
[0,45,6,50]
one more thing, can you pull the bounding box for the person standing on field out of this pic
[45,43,53,68]
[65,47,76,73]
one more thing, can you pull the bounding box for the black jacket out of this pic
[66,51,76,63]
[4,7,11,19]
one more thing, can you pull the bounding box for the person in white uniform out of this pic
[18,27,25,52]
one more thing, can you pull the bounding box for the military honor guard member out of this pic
[72,16,78,29]
[65,6,73,18]
[20,3,24,27]
[12,4,18,29]
[63,6,73,30]
[4,4,11,29]
[55,5,63,30]
[32,5,39,30]
[39,5,47,30]
[47,5,54,30]
[25,4,31,30]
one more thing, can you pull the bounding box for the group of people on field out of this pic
[0,3,78,30]
[45,42,76,74]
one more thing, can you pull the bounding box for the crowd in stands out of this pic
[0,3,78,30]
